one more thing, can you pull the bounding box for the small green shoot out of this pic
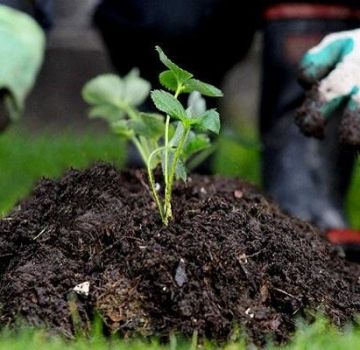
[82,47,223,225]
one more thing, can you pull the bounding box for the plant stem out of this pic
[147,158,166,224]
[163,125,190,223]
[164,84,182,185]
[147,146,172,225]
[161,84,184,221]
[175,85,182,99]
[164,114,170,185]
[131,136,148,165]
[125,104,139,121]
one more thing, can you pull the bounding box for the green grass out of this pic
[347,162,360,229]
[2,318,360,350]
[0,127,360,349]
[0,128,125,215]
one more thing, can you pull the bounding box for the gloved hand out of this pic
[296,29,360,146]
[0,5,45,130]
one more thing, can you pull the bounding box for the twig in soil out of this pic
[33,227,47,240]
[236,254,257,293]
[272,287,301,301]
[246,249,264,258]
[134,170,149,191]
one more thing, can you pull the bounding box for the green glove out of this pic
[297,29,360,146]
[0,5,45,125]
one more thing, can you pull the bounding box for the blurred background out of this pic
[25,0,260,131]
[0,0,359,229]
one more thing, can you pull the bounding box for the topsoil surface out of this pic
[0,163,360,346]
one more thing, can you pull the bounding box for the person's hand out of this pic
[0,5,45,130]
[296,29,360,146]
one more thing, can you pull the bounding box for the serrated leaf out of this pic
[183,78,223,97]
[88,104,125,123]
[111,120,134,138]
[159,70,178,91]
[155,46,193,84]
[82,74,124,107]
[194,109,221,134]
[184,133,210,160]
[123,68,151,106]
[151,90,188,122]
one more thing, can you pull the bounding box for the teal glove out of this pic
[0,5,45,125]
[297,29,360,146]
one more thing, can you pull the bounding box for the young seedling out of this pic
[82,47,223,225]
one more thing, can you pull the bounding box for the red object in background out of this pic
[327,229,360,245]
[264,3,360,21]
[327,229,360,262]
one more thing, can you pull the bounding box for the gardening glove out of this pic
[0,4,45,130]
[297,29,360,146]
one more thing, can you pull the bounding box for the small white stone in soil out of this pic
[234,190,243,199]
[245,308,254,318]
[73,281,90,296]
[155,183,161,192]
[239,253,248,264]
[175,258,187,287]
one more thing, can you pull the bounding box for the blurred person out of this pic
[2,1,360,249]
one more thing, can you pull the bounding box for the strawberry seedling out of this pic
[82,47,223,225]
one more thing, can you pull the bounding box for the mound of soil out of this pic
[0,163,360,345]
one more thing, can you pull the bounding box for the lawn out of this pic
[0,127,360,349]
[2,318,360,350]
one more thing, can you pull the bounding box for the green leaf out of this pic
[194,109,221,134]
[159,70,178,91]
[161,149,172,178]
[130,113,165,139]
[140,113,165,136]
[0,6,45,121]
[123,68,151,106]
[151,90,188,122]
[184,133,210,160]
[82,74,124,107]
[162,150,187,182]
[88,104,125,123]
[183,78,223,97]
[155,46,193,84]
[82,70,150,109]
[169,122,185,147]
[175,159,187,182]
[111,120,134,139]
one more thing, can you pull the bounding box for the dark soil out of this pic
[340,110,360,147]
[296,85,326,139]
[1,163,360,346]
